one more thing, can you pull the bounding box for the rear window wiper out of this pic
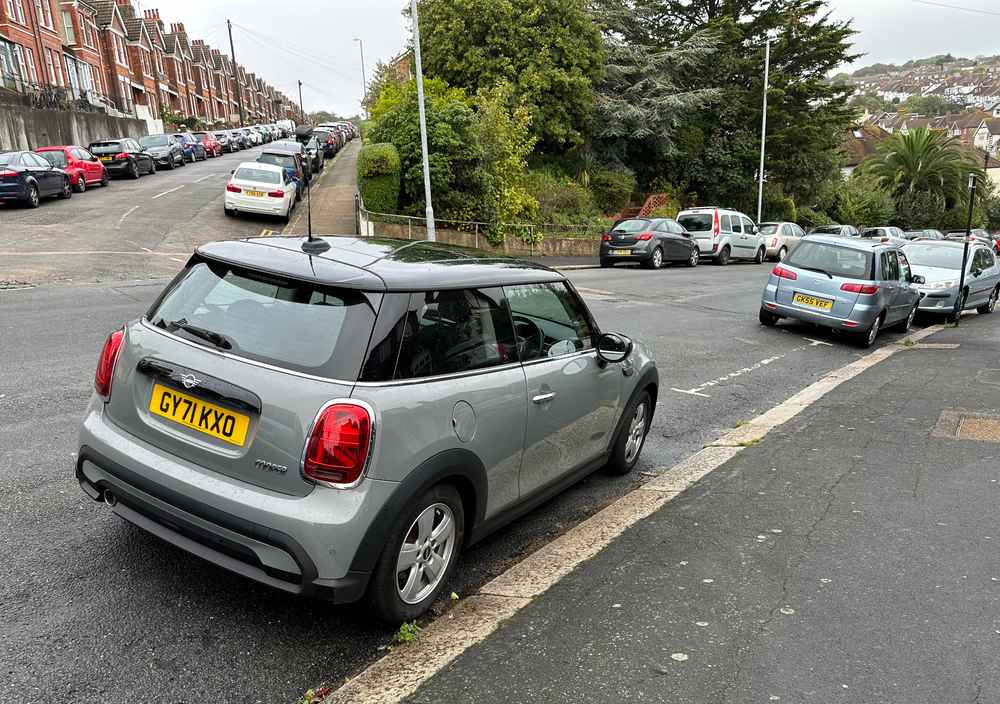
[800,266,834,279]
[161,318,234,350]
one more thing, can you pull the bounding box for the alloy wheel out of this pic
[905,305,916,331]
[624,401,648,465]
[395,503,456,605]
[867,316,881,346]
[27,185,39,207]
[652,248,663,269]
[778,247,787,261]
[689,248,699,267]
[990,289,999,313]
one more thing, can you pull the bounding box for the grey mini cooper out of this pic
[77,237,658,621]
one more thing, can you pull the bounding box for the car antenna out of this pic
[298,82,329,256]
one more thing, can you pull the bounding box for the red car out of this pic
[35,145,108,193]
[193,132,223,158]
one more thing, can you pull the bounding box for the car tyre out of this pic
[686,247,699,267]
[130,161,140,179]
[24,183,39,208]
[73,174,86,193]
[600,259,614,268]
[759,307,779,327]
[754,246,766,264]
[58,177,72,199]
[774,246,787,262]
[100,172,109,187]
[947,291,968,323]
[644,247,664,270]
[977,286,999,315]
[166,157,176,170]
[606,390,652,476]
[224,206,235,217]
[368,484,465,623]
[858,313,883,349]
[149,160,157,174]
[715,246,731,266]
[898,303,918,332]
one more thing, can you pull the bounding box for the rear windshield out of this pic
[148,261,378,379]
[90,142,123,154]
[677,214,713,232]
[37,151,67,167]
[759,224,780,235]
[258,153,295,169]
[193,132,208,140]
[811,226,843,235]
[902,244,963,269]
[860,228,886,238]
[140,135,169,147]
[784,240,874,280]
[234,167,281,184]
[0,153,12,165]
[612,219,650,234]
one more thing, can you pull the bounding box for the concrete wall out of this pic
[363,220,599,259]
[0,105,149,151]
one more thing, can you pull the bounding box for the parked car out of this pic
[242,128,262,146]
[600,217,699,269]
[213,132,235,153]
[88,138,156,179]
[312,129,338,159]
[170,133,207,163]
[75,236,657,622]
[946,229,993,247]
[0,150,73,206]
[304,137,324,173]
[807,224,859,238]
[35,145,108,192]
[903,240,1000,320]
[759,221,805,262]
[759,235,924,348]
[258,146,310,194]
[677,207,766,265]
[224,161,297,222]
[270,140,313,175]
[139,134,186,170]
[903,229,945,241]
[193,132,224,158]
[225,130,245,150]
[861,226,907,241]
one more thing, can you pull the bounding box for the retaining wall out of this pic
[364,221,599,258]
[0,105,148,151]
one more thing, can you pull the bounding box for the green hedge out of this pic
[357,143,401,214]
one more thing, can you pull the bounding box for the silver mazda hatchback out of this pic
[77,236,658,621]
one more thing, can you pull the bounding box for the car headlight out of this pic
[923,280,957,290]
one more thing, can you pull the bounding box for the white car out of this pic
[677,207,767,265]
[760,221,805,262]
[224,162,297,222]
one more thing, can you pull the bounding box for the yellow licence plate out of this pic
[611,249,632,256]
[245,190,265,197]
[99,156,112,162]
[148,383,250,446]
[793,292,834,311]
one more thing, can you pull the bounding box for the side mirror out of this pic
[596,332,633,365]
[911,275,926,285]
[972,268,983,278]
[230,169,235,175]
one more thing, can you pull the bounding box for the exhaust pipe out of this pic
[103,490,118,507]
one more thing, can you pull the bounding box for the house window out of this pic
[34,0,53,29]
[140,50,149,77]
[7,0,25,24]
[23,46,37,82]
[44,49,56,85]
[61,10,75,43]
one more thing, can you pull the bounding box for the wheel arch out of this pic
[607,366,659,455]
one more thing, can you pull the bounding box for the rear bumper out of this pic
[225,192,289,215]
[599,245,651,263]
[76,402,398,603]
[105,162,132,174]
[0,183,28,200]
[761,284,879,329]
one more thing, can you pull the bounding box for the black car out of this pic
[600,217,700,269]
[312,129,338,159]
[139,134,185,170]
[0,150,72,207]
[304,136,324,173]
[88,138,156,179]
[269,140,314,179]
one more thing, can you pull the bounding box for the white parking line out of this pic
[671,350,797,398]
[115,206,140,230]
[151,185,185,199]
[804,337,834,347]
[194,174,215,183]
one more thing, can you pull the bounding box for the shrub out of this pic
[589,167,636,215]
[357,143,401,214]
[894,190,946,229]
[525,169,600,225]
[763,183,797,224]
[831,175,895,229]
[797,206,833,228]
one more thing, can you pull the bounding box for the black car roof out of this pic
[195,236,564,292]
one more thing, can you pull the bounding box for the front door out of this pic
[880,250,908,323]
[506,282,622,496]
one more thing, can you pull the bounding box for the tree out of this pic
[849,91,891,116]
[832,174,895,229]
[364,60,404,114]
[415,0,605,150]
[898,95,964,117]
[862,127,984,208]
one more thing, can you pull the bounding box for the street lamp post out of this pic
[354,38,368,119]
[756,38,771,225]
[410,0,436,242]
[954,172,978,325]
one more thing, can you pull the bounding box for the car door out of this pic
[506,282,622,496]
[26,153,60,195]
[969,249,995,305]
[981,249,1000,300]
[742,216,760,257]
[879,250,906,322]
[726,213,745,256]
[895,250,920,314]
[654,220,686,260]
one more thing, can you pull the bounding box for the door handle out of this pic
[532,392,556,404]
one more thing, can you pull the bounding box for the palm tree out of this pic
[862,127,983,208]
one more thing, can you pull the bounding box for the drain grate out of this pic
[933,410,1000,443]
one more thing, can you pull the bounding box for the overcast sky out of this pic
[129,0,999,118]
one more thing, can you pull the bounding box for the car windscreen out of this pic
[784,240,874,280]
[89,142,123,155]
[860,228,886,238]
[234,167,281,184]
[677,214,713,232]
[37,151,67,167]
[258,153,295,169]
[140,135,169,147]
[612,219,650,234]
[147,261,378,379]
[759,224,780,235]
[902,244,964,270]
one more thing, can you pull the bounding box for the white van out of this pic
[677,207,767,265]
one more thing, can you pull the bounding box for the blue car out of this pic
[0,150,72,207]
[760,235,925,348]
[904,240,1000,321]
[168,132,207,163]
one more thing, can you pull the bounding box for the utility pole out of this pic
[227,20,244,127]
[955,169,980,325]
[354,38,368,119]
[410,0,436,241]
[756,38,771,225]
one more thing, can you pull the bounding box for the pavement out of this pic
[1,262,927,704]
[402,319,1000,703]
[285,140,361,236]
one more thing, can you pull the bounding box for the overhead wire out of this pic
[911,0,1000,17]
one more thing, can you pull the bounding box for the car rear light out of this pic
[226,184,241,193]
[713,210,721,238]
[94,328,124,400]
[841,282,879,295]
[303,403,373,486]
[115,152,128,160]
[771,238,779,247]
[601,234,611,242]
[636,232,653,241]
[772,265,798,280]
[267,190,284,198]
[0,169,15,177]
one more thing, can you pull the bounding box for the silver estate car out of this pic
[903,240,1000,320]
[759,235,925,347]
[76,237,658,622]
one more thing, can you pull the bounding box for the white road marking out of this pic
[320,327,944,704]
[671,350,798,398]
[804,337,834,347]
[194,174,215,183]
[169,257,183,262]
[151,185,185,199]
[115,206,140,230]
[671,388,711,398]
[141,247,153,252]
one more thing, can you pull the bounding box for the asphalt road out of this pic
[0,260,933,704]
